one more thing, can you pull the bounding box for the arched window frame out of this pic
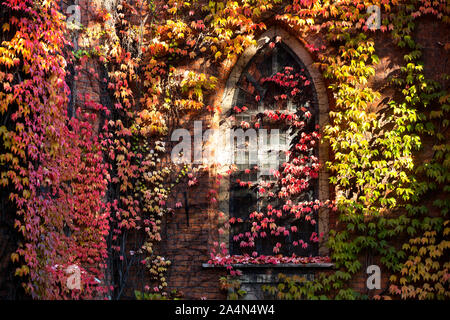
[214,28,330,258]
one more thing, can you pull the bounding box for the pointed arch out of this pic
[215,27,330,256]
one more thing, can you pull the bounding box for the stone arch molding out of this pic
[220,28,329,122]
[213,27,330,256]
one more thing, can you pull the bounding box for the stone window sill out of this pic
[202,263,334,269]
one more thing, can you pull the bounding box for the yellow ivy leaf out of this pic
[10,253,19,263]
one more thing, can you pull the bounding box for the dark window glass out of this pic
[229,42,320,257]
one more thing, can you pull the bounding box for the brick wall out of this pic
[0,3,447,300]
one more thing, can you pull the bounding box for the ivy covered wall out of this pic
[0,0,448,300]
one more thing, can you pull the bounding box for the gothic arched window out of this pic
[228,39,322,258]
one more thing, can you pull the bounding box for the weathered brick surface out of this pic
[159,178,227,299]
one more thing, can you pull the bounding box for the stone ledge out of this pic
[202,263,334,269]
